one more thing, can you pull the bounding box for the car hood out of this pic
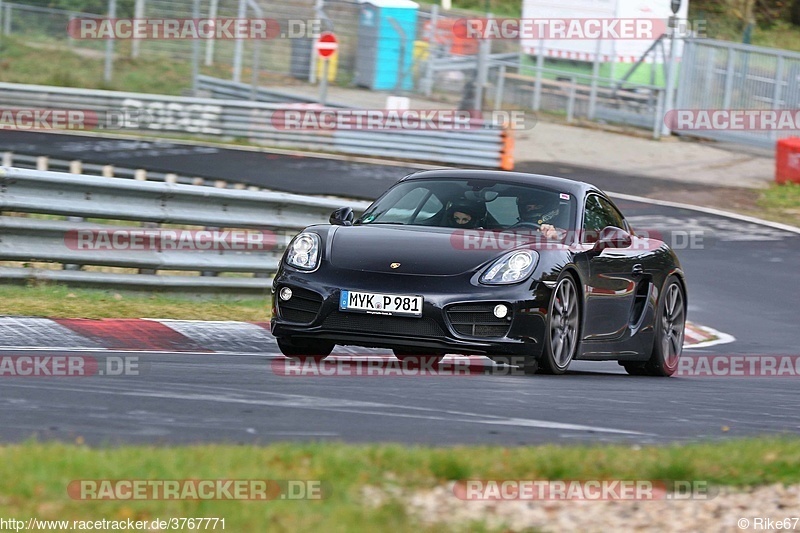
[328,225,505,276]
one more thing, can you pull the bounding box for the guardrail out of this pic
[0,81,511,169]
[196,75,351,108]
[0,166,371,293]
[0,150,276,190]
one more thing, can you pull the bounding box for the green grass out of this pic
[1,438,799,531]
[0,283,270,321]
[0,36,232,95]
[758,182,800,226]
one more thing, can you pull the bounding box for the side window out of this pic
[413,194,444,223]
[379,187,429,223]
[598,196,626,230]
[583,195,625,243]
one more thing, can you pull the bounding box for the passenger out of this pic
[445,199,486,229]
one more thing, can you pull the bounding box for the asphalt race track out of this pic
[0,131,417,198]
[1,132,799,446]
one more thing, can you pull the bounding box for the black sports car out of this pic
[270,170,687,376]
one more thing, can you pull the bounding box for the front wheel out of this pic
[277,337,334,363]
[539,275,581,375]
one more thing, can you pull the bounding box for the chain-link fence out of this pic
[0,2,106,52]
[5,1,796,144]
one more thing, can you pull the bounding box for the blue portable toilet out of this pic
[355,0,419,91]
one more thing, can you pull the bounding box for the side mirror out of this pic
[330,207,354,226]
[593,226,632,251]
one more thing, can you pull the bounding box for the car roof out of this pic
[399,169,603,198]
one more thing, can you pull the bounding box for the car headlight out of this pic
[480,250,538,285]
[286,232,321,270]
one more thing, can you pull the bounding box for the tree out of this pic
[792,0,800,25]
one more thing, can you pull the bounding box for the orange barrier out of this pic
[776,137,800,184]
[500,128,515,171]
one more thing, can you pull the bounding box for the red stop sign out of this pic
[315,32,338,58]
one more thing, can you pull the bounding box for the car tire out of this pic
[640,275,686,377]
[393,350,444,368]
[539,274,581,375]
[521,358,539,375]
[277,337,334,363]
[621,362,650,376]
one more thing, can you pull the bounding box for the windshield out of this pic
[357,178,577,231]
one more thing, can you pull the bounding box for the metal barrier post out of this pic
[421,4,438,97]
[132,0,144,59]
[589,40,601,120]
[653,89,664,140]
[494,64,506,111]
[192,0,200,96]
[772,56,785,142]
[2,3,10,35]
[567,77,576,123]
[232,0,246,83]
[204,0,219,66]
[533,39,544,111]
[64,160,85,272]
[722,47,736,110]
[104,0,117,82]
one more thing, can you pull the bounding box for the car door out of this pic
[579,194,639,341]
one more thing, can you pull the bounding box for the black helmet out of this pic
[446,198,486,228]
[516,192,560,224]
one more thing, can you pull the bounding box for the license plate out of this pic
[339,290,423,318]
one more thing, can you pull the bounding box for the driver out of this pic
[445,199,486,229]
[516,193,562,240]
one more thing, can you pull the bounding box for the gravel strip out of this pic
[364,483,800,532]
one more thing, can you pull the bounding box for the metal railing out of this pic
[675,38,800,147]
[0,166,370,293]
[196,75,350,107]
[487,57,667,138]
[0,81,508,168]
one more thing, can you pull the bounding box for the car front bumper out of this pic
[270,266,551,360]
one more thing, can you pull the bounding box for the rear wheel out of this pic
[539,274,581,375]
[626,276,685,377]
[277,337,334,363]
